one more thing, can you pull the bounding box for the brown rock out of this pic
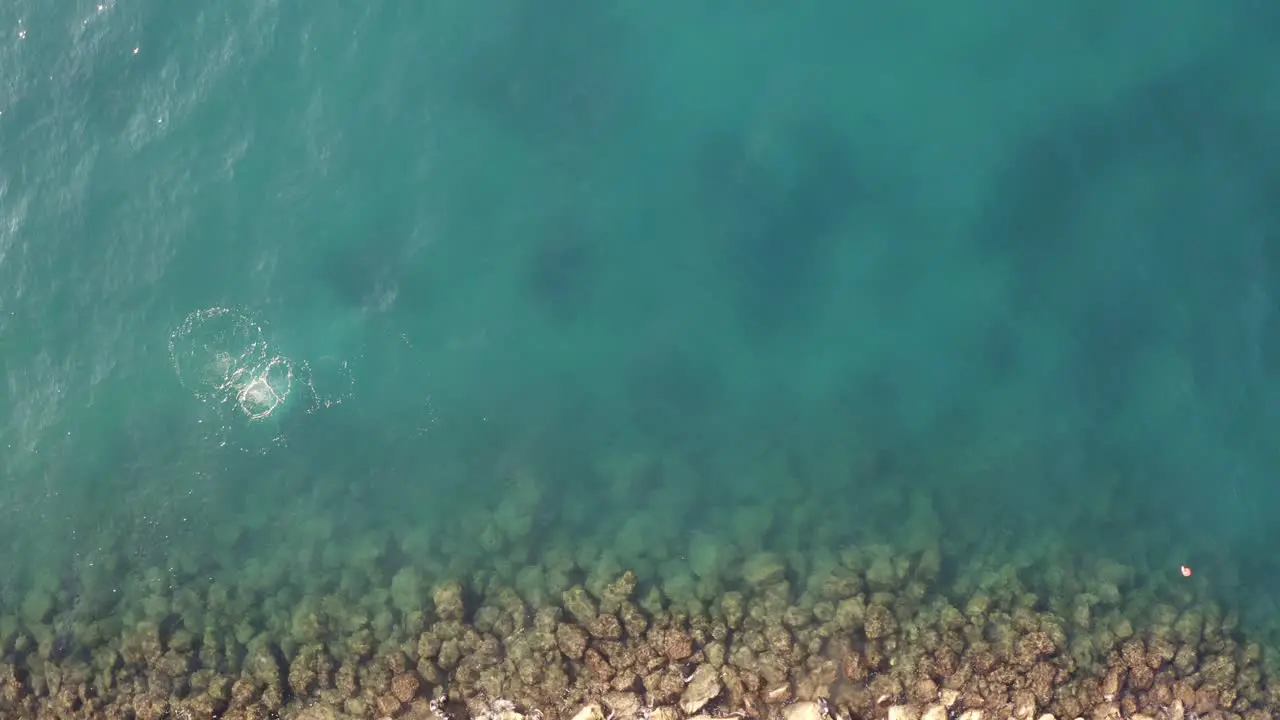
[1201,653,1236,686]
[764,623,793,656]
[589,613,624,640]
[0,664,26,704]
[1146,632,1172,666]
[1120,638,1146,669]
[643,668,685,706]
[1173,644,1197,675]
[865,604,896,639]
[869,674,904,705]
[935,647,961,676]
[433,582,466,622]
[663,629,693,661]
[765,681,793,704]
[610,668,640,692]
[602,690,642,718]
[1091,701,1121,720]
[385,650,409,675]
[437,638,461,669]
[1027,662,1056,705]
[1015,631,1056,666]
[375,692,402,717]
[132,694,169,720]
[1192,686,1220,714]
[600,571,638,613]
[390,671,421,703]
[287,653,318,698]
[620,603,649,639]
[261,685,284,710]
[171,695,218,720]
[910,676,939,703]
[1129,664,1154,690]
[585,648,614,682]
[230,677,261,708]
[417,630,442,660]
[556,624,589,660]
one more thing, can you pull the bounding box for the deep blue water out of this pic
[3,0,1280,648]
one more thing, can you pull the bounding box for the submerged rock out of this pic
[680,664,722,715]
[786,701,828,720]
[570,703,605,720]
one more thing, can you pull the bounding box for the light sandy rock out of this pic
[939,690,960,708]
[766,682,793,704]
[922,704,947,720]
[1013,693,1036,720]
[1091,702,1121,720]
[888,705,920,720]
[958,711,984,720]
[786,701,827,720]
[680,665,722,715]
[286,706,361,720]
[570,704,605,720]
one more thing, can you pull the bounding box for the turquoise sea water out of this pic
[3,0,1280,653]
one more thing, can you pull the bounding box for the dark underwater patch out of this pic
[454,0,635,145]
[626,342,724,448]
[972,59,1280,415]
[317,217,429,315]
[522,215,599,323]
[320,241,401,311]
[695,117,862,341]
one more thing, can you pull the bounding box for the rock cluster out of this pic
[0,544,1275,720]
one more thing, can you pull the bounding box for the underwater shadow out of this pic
[521,212,600,324]
[973,58,1280,418]
[695,116,863,342]
[452,0,638,146]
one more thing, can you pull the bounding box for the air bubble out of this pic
[169,307,293,421]
[169,307,355,429]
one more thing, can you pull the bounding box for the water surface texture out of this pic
[4,2,1280,717]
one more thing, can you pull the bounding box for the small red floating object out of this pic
[1180,565,1193,577]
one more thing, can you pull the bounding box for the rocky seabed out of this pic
[1,544,1276,720]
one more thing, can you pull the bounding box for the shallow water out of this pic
[3,0,1280,685]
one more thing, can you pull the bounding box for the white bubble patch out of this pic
[169,307,349,424]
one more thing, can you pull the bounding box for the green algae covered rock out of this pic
[390,566,425,616]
